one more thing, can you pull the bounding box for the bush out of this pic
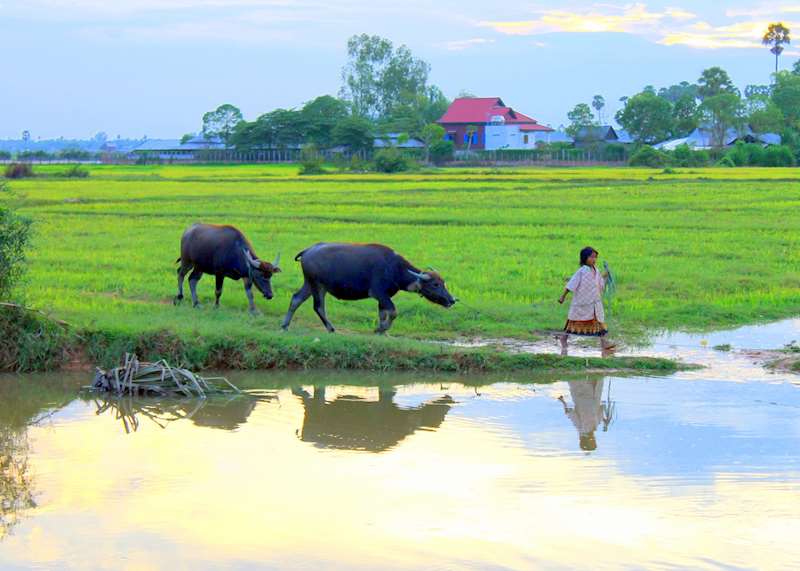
[628,145,667,167]
[298,144,326,175]
[724,141,765,167]
[373,148,409,173]
[671,144,710,167]
[0,151,11,160]
[601,143,627,162]
[761,145,796,167]
[716,155,736,167]
[63,164,89,178]
[429,140,454,165]
[4,163,34,179]
[0,182,32,300]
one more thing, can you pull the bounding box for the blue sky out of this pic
[2,1,799,139]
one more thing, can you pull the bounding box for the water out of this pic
[0,365,797,571]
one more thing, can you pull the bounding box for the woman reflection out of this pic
[558,379,608,451]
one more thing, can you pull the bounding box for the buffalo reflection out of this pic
[558,379,615,452]
[89,394,263,433]
[292,386,454,452]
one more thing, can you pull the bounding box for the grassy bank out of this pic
[2,163,799,371]
[0,305,679,373]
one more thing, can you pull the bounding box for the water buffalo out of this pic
[281,242,455,333]
[174,223,281,314]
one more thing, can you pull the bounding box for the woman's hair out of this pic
[579,246,598,266]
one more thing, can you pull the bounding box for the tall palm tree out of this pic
[763,23,791,76]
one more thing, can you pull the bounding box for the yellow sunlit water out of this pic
[0,374,799,570]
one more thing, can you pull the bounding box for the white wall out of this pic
[485,125,549,150]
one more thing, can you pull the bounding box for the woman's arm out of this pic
[558,288,570,304]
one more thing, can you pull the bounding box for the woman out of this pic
[558,246,614,355]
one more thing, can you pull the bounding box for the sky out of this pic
[2,1,800,139]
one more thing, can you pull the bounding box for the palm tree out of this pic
[592,95,606,124]
[465,125,478,151]
[763,23,791,76]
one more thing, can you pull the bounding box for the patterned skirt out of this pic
[564,318,608,337]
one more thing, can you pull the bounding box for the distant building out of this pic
[655,126,781,150]
[130,136,226,160]
[373,133,426,149]
[573,125,634,146]
[436,97,554,150]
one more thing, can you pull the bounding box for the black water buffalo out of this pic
[174,223,281,314]
[281,242,455,333]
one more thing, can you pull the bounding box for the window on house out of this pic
[523,135,529,144]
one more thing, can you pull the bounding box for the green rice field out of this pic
[5,164,800,352]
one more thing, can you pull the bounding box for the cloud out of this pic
[661,19,800,49]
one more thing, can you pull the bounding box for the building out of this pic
[436,97,554,150]
[573,125,634,146]
[130,136,226,160]
[655,126,781,151]
[373,132,426,149]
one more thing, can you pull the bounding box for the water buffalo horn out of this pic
[273,252,281,269]
[408,270,431,281]
[244,249,261,268]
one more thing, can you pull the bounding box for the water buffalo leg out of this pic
[312,287,335,333]
[214,274,225,308]
[281,281,311,330]
[188,268,203,307]
[375,297,397,334]
[243,277,258,315]
[174,263,191,305]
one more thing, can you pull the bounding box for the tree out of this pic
[698,67,738,100]
[229,108,305,150]
[672,93,698,137]
[615,92,674,144]
[772,71,800,129]
[657,81,698,103]
[592,95,605,124]
[565,103,596,139]
[465,125,478,151]
[340,34,430,119]
[793,59,800,75]
[180,133,194,144]
[301,95,349,148]
[0,182,32,301]
[381,87,450,137]
[698,92,744,148]
[420,123,445,163]
[748,101,785,134]
[763,23,791,75]
[202,104,243,144]
[332,116,374,153]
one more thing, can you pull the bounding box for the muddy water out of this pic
[0,359,798,571]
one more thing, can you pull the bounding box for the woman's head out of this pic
[579,246,598,267]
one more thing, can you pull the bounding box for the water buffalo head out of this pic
[408,269,456,308]
[245,250,281,300]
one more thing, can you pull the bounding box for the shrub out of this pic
[601,143,627,162]
[4,163,34,179]
[0,151,10,160]
[724,141,765,167]
[761,145,796,167]
[716,155,736,167]
[298,144,326,175]
[63,164,89,178]
[373,148,409,173]
[0,182,32,300]
[671,144,710,167]
[628,145,667,167]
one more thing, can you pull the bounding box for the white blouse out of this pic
[565,265,605,322]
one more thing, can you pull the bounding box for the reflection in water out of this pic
[293,386,454,452]
[558,379,615,451]
[86,394,262,433]
[0,429,36,539]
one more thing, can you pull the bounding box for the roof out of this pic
[616,129,634,144]
[655,126,781,150]
[519,124,555,132]
[437,97,545,126]
[132,139,183,152]
[547,131,575,144]
[132,137,226,153]
[373,133,426,148]
[575,125,617,142]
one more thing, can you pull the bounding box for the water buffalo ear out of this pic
[272,266,282,274]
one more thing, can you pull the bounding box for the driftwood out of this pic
[88,353,240,398]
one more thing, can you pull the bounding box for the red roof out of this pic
[437,97,551,130]
[519,124,554,132]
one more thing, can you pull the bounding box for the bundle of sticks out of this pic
[89,353,240,398]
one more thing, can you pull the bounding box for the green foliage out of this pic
[616,92,674,144]
[657,81,699,103]
[698,92,745,148]
[0,305,70,372]
[748,101,784,134]
[628,145,667,167]
[201,103,243,143]
[340,34,431,119]
[373,147,410,172]
[671,144,710,167]
[58,148,94,160]
[672,94,699,137]
[332,115,374,153]
[381,87,450,137]
[762,23,791,72]
[428,139,454,165]
[601,143,626,161]
[61,165,90,178]
[762,144,796,166]
[566,103,596,139]
[698,67,739,99]
[301,95,350,148]
[231,108,307,150]
[298,144,327,175]
[772,71,800,129]
[4,163,34,179]
[716,155,736,167]
[0,182,32,301]
[0,151,10,160]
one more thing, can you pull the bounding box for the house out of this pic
[436,97,554,150]
[655,126,781,151]
[373,132,426,149]
[130,136,226,160]
[574,125,634,146]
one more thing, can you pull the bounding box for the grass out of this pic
[2,163,799,369]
